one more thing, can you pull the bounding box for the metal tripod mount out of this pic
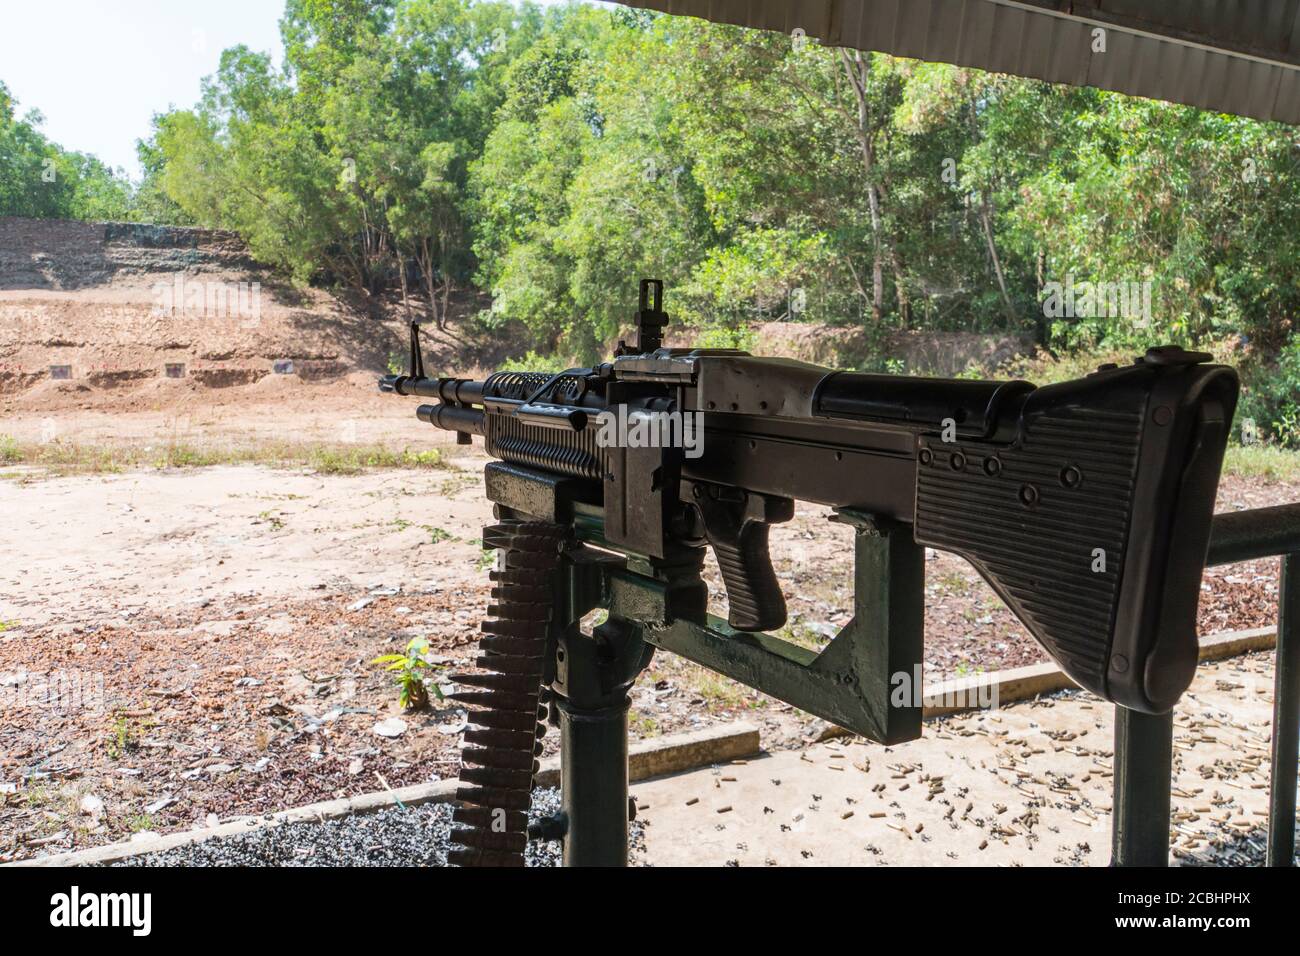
[484,459,926,866]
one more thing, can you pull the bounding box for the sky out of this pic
[0,0,594,180]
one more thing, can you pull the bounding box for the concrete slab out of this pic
[631,653,1285,866]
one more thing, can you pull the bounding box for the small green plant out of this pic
[686,665,746,710]
[0,619,17,633]
[400,449,444,468]
[105,713,138,760]
[477,548,497,571]
[425,526,454,544]
[776,622,825,651]
[372,636,443,710]
[0,435,20,464]
[936,569,970,593]
[387,353,404,376]
[438,475,477,496]
[1275,404,1300,450]
[125,813,156,833]
[629,710,660,736]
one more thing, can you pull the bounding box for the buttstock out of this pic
[913,355,1238,713]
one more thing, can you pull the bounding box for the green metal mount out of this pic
[603,508,924,744]
[488,457,927,745]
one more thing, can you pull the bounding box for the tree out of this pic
[0,81,132,220]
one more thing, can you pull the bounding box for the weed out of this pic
[629,710,660,736]
[425,526,454,545]
[105,713,138,760]
[935,569,971,593]
[255,510,285,531]
[372,636,443,710]
[124,813,156,833]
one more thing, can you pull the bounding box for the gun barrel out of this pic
[381,375,487,404]
[417,403,487,436]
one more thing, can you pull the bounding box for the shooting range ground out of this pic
[634,652,1286,867]
[10,650,1286,867]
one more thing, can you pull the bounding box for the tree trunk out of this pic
[397,246,413,324]
[416,237,440,328]
[438,233,452,330]
[868,180,884,323]
[978,192,1016,328]
[890,248,911,327]
[840,49,888,325]
[440,274,452,331]
[965,91,1016,329]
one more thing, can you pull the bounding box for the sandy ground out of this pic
[1,374,434,448]
[0,462,487,628]
[635,652,1286,866]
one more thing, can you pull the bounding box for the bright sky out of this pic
[0,0,599,180]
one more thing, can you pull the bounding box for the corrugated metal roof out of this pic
[621,0,1300,124]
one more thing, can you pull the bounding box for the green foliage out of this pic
[0,81,137,220]
[1238,340,1300,449]
[472,18,1300,360]
[0,80,188,223]
[502,349,576,374]
[141,0,539,320]
[372,636,443,710]
[692,325,758,352]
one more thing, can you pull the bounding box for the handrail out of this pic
[1208,503,1300,566]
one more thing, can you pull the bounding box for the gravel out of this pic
[109,788,645,867]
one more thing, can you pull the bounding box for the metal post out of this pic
[552,615,652,867]
[1111,706,1173,866]
[558,698,631,866]
[1268,553,1300,866]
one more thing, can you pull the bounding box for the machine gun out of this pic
[380,280,1238,866]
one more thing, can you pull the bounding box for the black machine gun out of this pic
[381,280,1238,866]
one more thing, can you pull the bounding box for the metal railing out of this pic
[1113,503,1300,866]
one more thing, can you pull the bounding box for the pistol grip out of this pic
[692,485,794,632]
